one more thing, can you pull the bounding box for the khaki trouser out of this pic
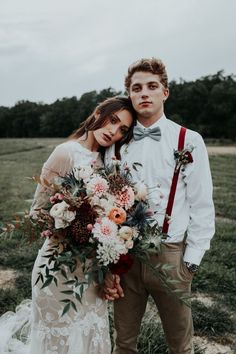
[113,242,194,354]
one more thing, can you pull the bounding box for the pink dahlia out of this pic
[116,186,135,210]
[92,217,118,242]
[86,175,109,197]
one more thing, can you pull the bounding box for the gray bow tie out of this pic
[133,125,161,141]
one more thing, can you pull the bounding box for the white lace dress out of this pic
[0,141,111,354]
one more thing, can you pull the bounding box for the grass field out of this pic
[0,138,235,353]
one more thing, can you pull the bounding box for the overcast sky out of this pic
[1,0,235,107]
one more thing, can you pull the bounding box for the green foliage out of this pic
[0,138,63,221]
[1,72,236,139]
[210,155,236,219]
[0,288,23,314]
[0,140,235,351]
[137,319,204,354]
[0,272,32,314]
[0,233,41,272]
[192,300,235,338]
[165,71,236,140]
[137,321,168,353]
[0,88,122,138]
[192,220,236,295]
[109,303,204,353]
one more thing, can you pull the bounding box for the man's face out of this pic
[129,71,169,126]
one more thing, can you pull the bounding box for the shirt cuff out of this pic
[183,246,205,265]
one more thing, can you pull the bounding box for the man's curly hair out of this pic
[125,58,169,92]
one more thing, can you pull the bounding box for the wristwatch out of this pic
[184,262,199,274]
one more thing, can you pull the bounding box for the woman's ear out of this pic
[94,109,101,120]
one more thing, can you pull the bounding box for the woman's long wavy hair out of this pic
[69,96,137,159]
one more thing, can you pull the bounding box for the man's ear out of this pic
[163,88,169,101]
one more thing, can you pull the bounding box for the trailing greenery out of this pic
[1,72,236,140]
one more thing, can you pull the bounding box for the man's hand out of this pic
[103,272,124,301]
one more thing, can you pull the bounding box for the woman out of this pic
[0,96,136,354]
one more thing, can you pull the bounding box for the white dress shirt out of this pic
[105,115,215,265]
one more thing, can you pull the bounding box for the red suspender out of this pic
[162,126,187,234]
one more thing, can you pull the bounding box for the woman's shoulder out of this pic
[44,141,77,167]
[52,140,81,154]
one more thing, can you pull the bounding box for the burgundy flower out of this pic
[184,151,193,163]
[110,254,134,275]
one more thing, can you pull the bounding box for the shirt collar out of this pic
[136,114,167,132]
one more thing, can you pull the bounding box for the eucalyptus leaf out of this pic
[61,303,71,316]
[41,276,53,288]
[34,274,41,286]
[60,299,71,303]
[75,292,82,303]
[79,284,84,298]
[70,301,77,312]
[63,280,76,285]
[61,269,68,279]
[61,290,74,295]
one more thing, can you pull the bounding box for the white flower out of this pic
[118,226,134,241]
[89,195,101,207]
[132,227,140,240]
[96,240,127,266]
[49,201,76,229]
[90,195,116,216]
[145,235,161,249]
[111,156,121,167]
[135,181,148,201]
[92,217,118,242]
[74,166,94,181]
[100,196,116,213]
[185,143,195,152]
[125,239,134,250]
[86,175,109,197]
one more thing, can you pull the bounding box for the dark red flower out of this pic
[110,254,134,275]
[184,151,193,163]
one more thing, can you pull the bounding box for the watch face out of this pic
[189,265,197,273]
[185,262,199,273]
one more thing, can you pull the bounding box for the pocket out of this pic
[180,257,194,282]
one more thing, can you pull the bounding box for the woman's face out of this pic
[93,109,133,147]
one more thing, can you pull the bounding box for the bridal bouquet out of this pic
[2,158,175,314]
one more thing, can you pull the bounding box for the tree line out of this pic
[1,71,235,140]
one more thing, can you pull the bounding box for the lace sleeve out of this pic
[30,143,73,216]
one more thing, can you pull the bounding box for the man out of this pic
[105,58,215,354]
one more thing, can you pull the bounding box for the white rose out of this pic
[50,201,76,229]
[119,226,133,241]
[135,181,148,201]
